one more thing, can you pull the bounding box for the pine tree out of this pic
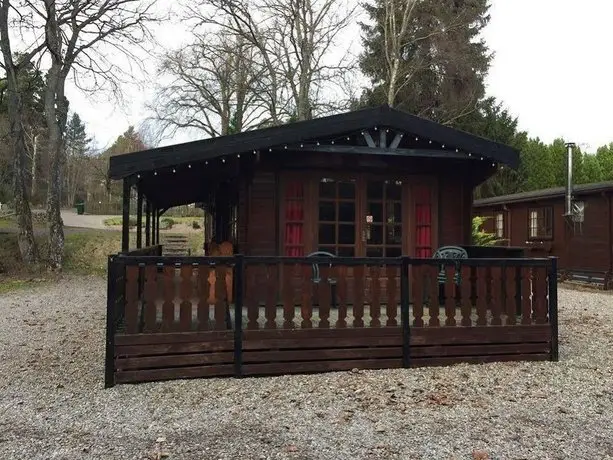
[359,0,492,126]
[63,113,90,206]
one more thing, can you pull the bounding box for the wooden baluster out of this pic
[319,265,331,328]
[282,263,296,329]
[427,265,440,327]
[505,266,517,326]
[521,267,533,325]
[386,265,398,327]
[301,265,313,328]
[476,267,488,326]
[142,265,158,332]
[336,265,348,328]
[533,266,548,324]
[490,266,502,326]
[246,265,260,330]
[412,265,424,327]
[214,265,227,330]
[161,265,175,332]
[125,265,139,334]
[460,265,472,326]
[353,265,365,327]
[197,265,210,330]
[265,264,278,329]
[179,264,193,332]
[370,265,381,327]
[444,265,456,326]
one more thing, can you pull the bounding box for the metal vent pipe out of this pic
[565,142,576,216]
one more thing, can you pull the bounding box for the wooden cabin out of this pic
[105,105,559,387]
[473,181,613,289]
[110,105,519,258]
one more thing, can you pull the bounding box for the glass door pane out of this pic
[365,180,403,257]
[317,178,356,256]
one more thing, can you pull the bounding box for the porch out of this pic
[105,252,558,387]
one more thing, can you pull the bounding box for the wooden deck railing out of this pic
[106,255,559,387]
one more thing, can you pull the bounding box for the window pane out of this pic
[338,247,355,257]
[338,202,355,222]
[338,181,355,199]
[319,179,335,198]
[387,224,402,245]
[338,224,355,244]
[369,224,383,244]
[319,201,336,221]
[386,247,402,257]
[319,224,336,244]
[318,246,336,256]
[367,247,383,257]
[367,181,384,200]
[386,202,401,224]
[386,182,402,200]
[368,202,383,223]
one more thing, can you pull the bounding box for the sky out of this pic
[67,0,613,153]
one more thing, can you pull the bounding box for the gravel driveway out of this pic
[1,278,612,459]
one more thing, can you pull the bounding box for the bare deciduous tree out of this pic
[34,0,158,269]
[151,31,267,138]
[160,0,357,136]
[0,1,46,264]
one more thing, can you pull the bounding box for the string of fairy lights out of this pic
[135,126,501,179]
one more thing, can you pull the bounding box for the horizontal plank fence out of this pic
[106,255,558,387]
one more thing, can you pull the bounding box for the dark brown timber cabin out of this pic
[473,181,613,289]
[105,105,559,387]
[109,105,520,258]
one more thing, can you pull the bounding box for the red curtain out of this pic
[415,185,432,258]
[285,181,304,256]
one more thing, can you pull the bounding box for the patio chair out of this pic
[432,246,468,285]
[307,251,337,308]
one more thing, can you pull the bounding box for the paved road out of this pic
[60,209,116,230]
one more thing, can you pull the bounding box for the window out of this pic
[318,178,356,256]
[414,185,432,258]
[284,180,305,256]
[495,212,504,238]
[528,207,553,239]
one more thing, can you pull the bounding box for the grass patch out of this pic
[0,229,205,292]
[104,216,136,227]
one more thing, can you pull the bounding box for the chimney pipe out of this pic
[565,142,576,216]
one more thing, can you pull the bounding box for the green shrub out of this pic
[159,217,175,230]
[472,216,504,246]
[192,220,201,229]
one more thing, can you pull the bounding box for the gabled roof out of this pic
[109,105,520,179]
[473,181,613,207]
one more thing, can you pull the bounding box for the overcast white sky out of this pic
[68,0,613,152]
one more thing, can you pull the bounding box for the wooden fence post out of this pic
[234,255,245,377]
[401,257,411,368]
[105,256,117,388]
[549,257,559,362]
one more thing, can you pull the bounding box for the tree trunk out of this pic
[0,6,39,264]
[45,75,67,271]
[31,134,38,202]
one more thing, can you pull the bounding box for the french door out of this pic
[316,176,409,257]
[282,173,435,258]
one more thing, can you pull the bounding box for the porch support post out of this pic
[145,199,151,247]
[136,187,143,249]
[549,256,559,361]
[156,210,161,244]
[121,179,131,253]
[152,208,157,245]
[401,257,411,368]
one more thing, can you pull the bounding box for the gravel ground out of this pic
[1,278,612,460]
